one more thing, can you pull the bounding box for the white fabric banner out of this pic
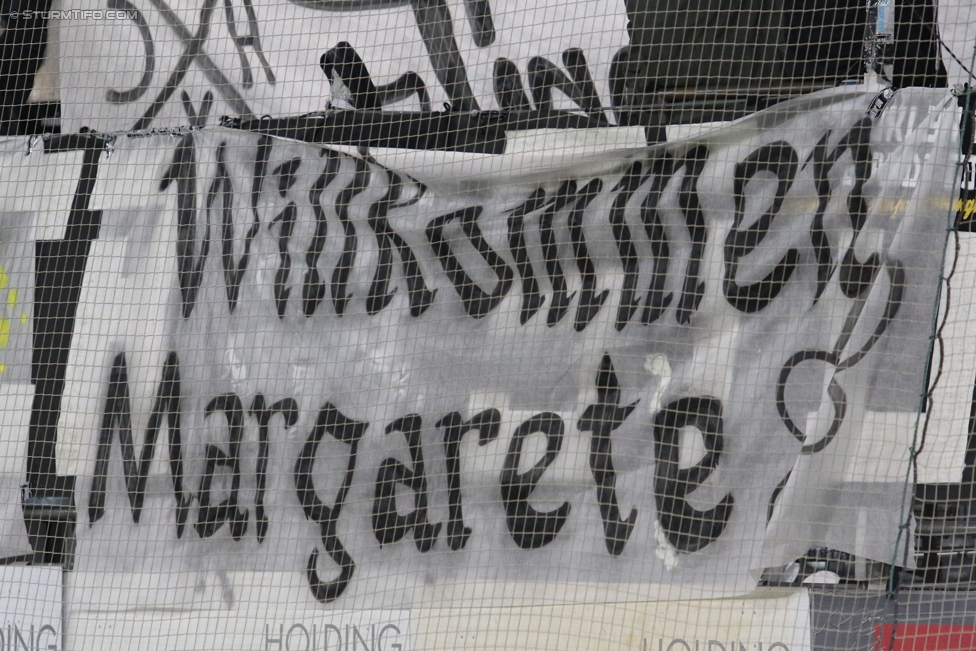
[56,0,629,133]
[0,87,960,613]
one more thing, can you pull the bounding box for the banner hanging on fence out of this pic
[0,87,959,612]
[57,0,630,133]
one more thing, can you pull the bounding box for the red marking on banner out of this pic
[875,623,976,651]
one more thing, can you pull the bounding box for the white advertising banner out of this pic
[63,587,811,650]
[0,566,62,651]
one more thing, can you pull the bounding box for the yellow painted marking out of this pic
[0,318,9,348]
[20,313,27,325]
[957,198,976,223]
[0,267,7,290]
[7,288,17,309]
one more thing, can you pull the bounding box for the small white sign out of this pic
[0,566,62,651]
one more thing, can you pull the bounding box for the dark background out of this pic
[620,0,947,123]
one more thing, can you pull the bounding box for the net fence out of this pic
[1,1,976,650]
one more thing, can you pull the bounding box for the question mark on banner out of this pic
[776,262,905,455]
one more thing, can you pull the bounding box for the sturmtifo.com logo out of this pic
[7,9,138,20]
